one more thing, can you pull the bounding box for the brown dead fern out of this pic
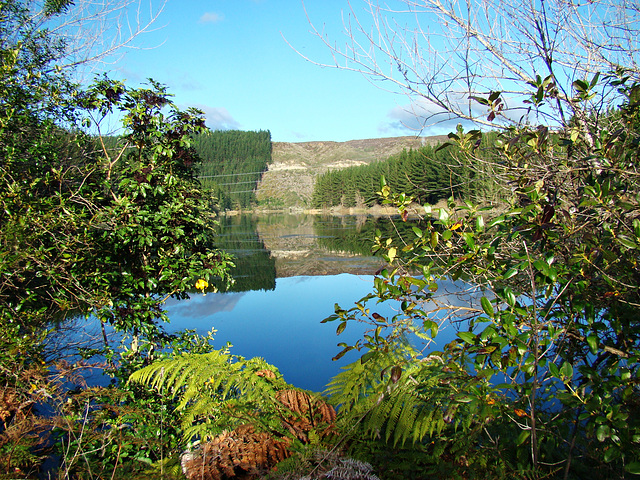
[181,389,337,480]
[276,389,336,443]
[181,424,291,480]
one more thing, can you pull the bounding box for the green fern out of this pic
[328,348,493,448]
[128,350,291,440]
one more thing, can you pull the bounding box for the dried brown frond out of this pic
[276,389,336,442]
[181,424,291,480]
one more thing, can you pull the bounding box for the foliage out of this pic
[0,1,234,477]
[311,136,502,209]
[128,348,334,443]
[323,72,640,479]
[49,329,219,479]
[264,448,380,480]
[1,60,233,340]
[193,129,272,210]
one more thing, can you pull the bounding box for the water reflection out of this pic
[164,212,485,391]
[165,274,390,393]
[211,213,421,291]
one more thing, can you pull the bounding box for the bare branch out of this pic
[294,0,640,131]
[29,0,167,79]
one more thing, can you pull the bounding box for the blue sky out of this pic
[110,0,419,143]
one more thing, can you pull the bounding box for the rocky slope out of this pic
[255,135,448,208]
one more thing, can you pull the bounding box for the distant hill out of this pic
[255,135,448,208]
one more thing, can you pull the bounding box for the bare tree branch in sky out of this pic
[28,0,166,78]
[298,0,640,131]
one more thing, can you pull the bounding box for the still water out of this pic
[164,213,392,393]
[149,214,480,391]
[156,213,478,393]
[164,274,388,393]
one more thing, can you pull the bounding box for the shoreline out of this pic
[221,205,401,217]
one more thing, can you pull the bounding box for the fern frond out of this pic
[331,351,493,448]
[128,350,291,441]
[325,348,407,412]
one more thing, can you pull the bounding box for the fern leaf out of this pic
[128,348,302,442]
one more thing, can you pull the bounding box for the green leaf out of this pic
[481,297,494,318]
[596,424,611,442]
[560,361,573,381]
[457,331,476,345]
[430,231,439,248]
[321,314,339,323]
[423,320,438,338]
[470,95,490,105]
[336,321,347,335]
[625,462,640,474]
[503,288,516,307]
[516,430,530,446]
[486,216,506,228]
[463,232,475,250]
[587,335,598,354]
[503,268,518,280]
[616,234,638,249]
[454,395,474,403]
[360,351,375,364]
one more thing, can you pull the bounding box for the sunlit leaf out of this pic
[430,231,439,248]
[560,361,573,381]
[516,430,530,446]
[481,297,494,318]
[457,331,476,345]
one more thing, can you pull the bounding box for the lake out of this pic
[158,213,480,393]
[165,213,392,393]
[69,213,479,393]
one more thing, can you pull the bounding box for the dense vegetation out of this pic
[311,135,500,209]
[2,0,640,479]
[0,1,236,476]
[315,70,640,480]
[193,129,272,210]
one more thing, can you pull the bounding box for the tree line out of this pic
[311,133,501,209]
[193,129,272,210]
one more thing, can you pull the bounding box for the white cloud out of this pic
[379,100,473,137]
[199,12,224,24]
[379,93,533,137]
[191,103,242,130]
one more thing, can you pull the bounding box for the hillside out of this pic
[255,135,448,208]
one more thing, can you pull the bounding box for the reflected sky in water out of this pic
[164,273,483,393]
[165,274,387,393]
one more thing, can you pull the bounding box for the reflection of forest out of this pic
[213,214,428,291]
[212,215,277,292]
